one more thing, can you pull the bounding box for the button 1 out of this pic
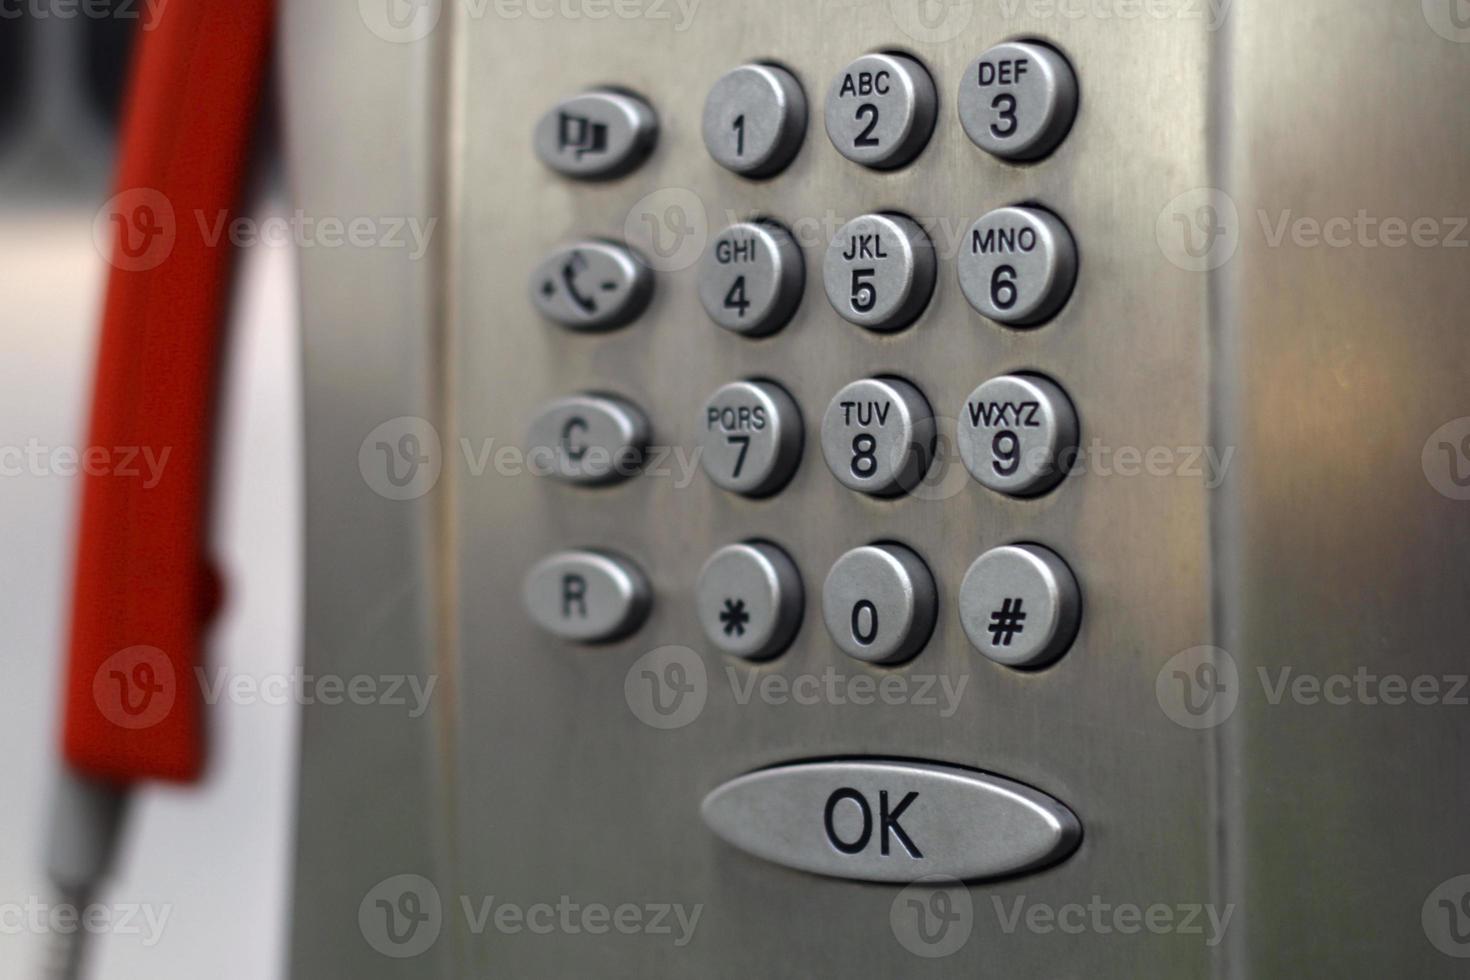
[531,240,653,331]
[959,544,1080,668]
[959,42,1078,162]
[526,393,650,486]
[701,760,1082,883]
[533,89,658,180]
[824,213,935,332]
[957,374,1078,497]
[822,543,936,665]
[698,221,805,336]
[699,380,803,497]
[524,550,651,643]
[821,377,935,497]
[957,207,1077,326]
[696,542,804,660]
[703,64,807,178]
[825,53,937,169]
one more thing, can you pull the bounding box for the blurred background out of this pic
[1,7,297,978]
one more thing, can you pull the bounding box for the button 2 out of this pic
[959,544,1080,668]
[821,377,935,497]
[699,380,803,497]
[822,543,936,665]
[957,374,1078,497]
[698,221,805,337]
[533,89,658,180]
[701,760,1082,883]
[525,393,650,486]
[531,240,653,331]
[958,42,1078,162]
[825,53,937,169]
[696,542,804,660]
[703,64,807,178]
[824,213,935,332]
[524,550,651,643]
[957,207,1077,327]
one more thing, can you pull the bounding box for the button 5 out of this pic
[824,213,935,332]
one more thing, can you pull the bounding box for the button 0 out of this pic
[531,240,653,332]
[959,42,1078,162]
[959,544,1080,668]
[698,222,805,337]
[533,89,658,180]
[524,550,651,643]
[957,374,1078,497]
[701,760,1082,883]
[823,543,937,665]
[824,213,935,332]
[958,207,1077,327]
[821,377,935,497]
[826,53,937,169]
[703,64,807,178]
[696,542,804,660]
[699,380,803,497]
[525,393,649,486]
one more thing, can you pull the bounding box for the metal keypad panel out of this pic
[453,7,1219,977]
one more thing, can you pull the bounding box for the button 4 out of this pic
[698,221,805,337]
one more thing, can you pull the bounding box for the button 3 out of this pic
[958,42,1078,162]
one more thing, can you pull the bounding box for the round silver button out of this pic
[703,64,807,178]
[530,240,654,331]
[957,207,1077,327]
[698,221,805,336]
[957,374,1078,497]
[699,380,804,497]
[821,377,935,498]
[524,550,652,644]
[824,213,935,332]
[696,542,804,660]
[958,42,1078,162]
[825,52,937,169]
[959,544,1080,669]
[822,543,937,665]
[533,89,658,180]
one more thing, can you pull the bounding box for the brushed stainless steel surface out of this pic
[700,760,1082,883]
[453,6,1218,977]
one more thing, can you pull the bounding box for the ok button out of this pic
[825,787,922,858]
